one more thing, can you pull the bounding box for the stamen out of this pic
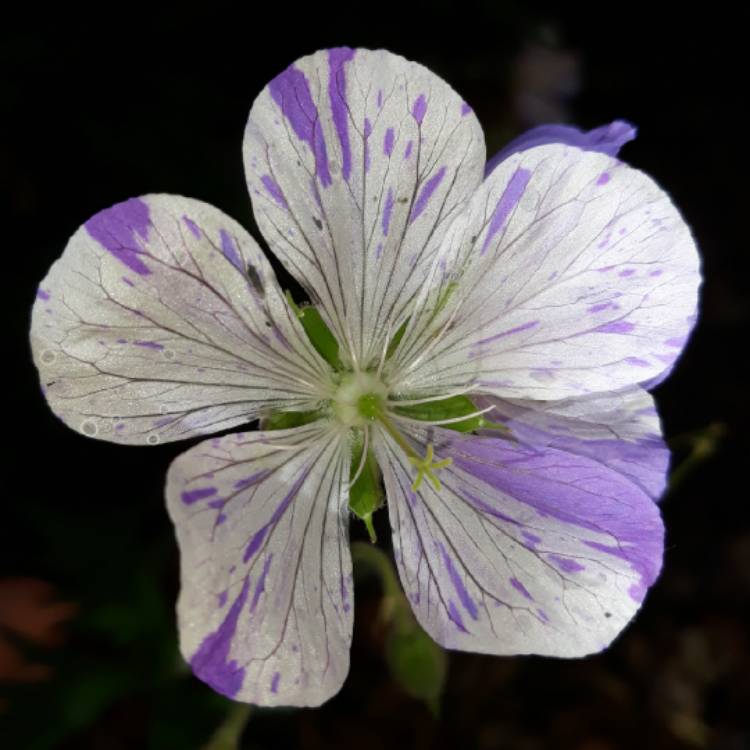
[347,425,370,489]
[388,286,467,387]
[394,404,495,428]
[376,320,393,379]
[387,383,480,407]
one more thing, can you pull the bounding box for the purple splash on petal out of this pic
[364,117,372,173]
[220,229,242,270]
[181,486,218,505]
[409,166,446,224]
[377,89,383,108]
[628,581,646,603]
[269,65,332,187]
[461,102,472,116]
[522,531,542,548]
[485,120,636,177]
[271,671,281,693]
[626,356,651,367]
[122,277,135,287]
[190,577,249,698]
[85,198,152,276]
[438,543,478,620]
[404,140,413,160]
[243,526,268,563]
[261,175,289,209]
[596,320,636,334]
[328,47,356,182]
[134,340,164,350]
[444,433,663,595]
[474,319,539,347]
[217,590,228,608]
[251,555,273,613]
[509,577,533,600]
[234,470,270,491]
[183,215,201,238]
[36,288,50,301]
[383,127,395,157]
[382,187,394,236]
[447,600,469,633]
[411,94,427,124]
[548,555,586,574]
[597,172,611,186]
[481,168,531,253]
[242,469,309,562]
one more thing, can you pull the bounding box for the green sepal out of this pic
[385,621,448,717]
[348,441,383,542]
[263,410,321,431]
[285,291,341,368]
[394,394,500,433]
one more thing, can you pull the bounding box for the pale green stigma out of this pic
[407,443,453,492]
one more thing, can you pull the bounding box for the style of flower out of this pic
[31,47,700,707]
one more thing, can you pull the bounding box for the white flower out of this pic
[31,48,700,707]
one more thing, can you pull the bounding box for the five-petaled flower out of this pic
[31,47,700,707]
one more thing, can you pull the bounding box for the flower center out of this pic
[332,371,389,427]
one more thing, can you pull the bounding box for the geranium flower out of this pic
[31,47,700,707]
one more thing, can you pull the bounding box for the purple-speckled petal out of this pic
[392,143,701,400]
[375,423,663,657]
[31,195,331,445]
[485,120,636,177]
[166,423,352,706]
[244,47,486,367]
[474,386,669,500]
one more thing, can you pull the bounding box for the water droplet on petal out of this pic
[41,350,56,364]
[81,420,98,436]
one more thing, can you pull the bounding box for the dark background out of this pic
[3,3,748,748]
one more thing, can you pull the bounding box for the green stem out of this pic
[201,703,253,750]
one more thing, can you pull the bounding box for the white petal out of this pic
[244,47,485,368]
[166,423,352,706]
[375,424,663,657]
[391,144,701,400]
[32,195,332,444]
[474,387,669,500]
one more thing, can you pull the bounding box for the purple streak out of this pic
[181,486,218,505]
[183,215,201,238]
[438,542,478,620]
[190,577,249,698]
[269,65,332,187]
[220,229,242,270]
[481,168,531,253]
[328,48,356,182]
[409,166,446,224]
[85,197,152,276]
[412,94,427,124]
[383,127,395,157]
[382,187,394,236]
[261,175,289,209]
